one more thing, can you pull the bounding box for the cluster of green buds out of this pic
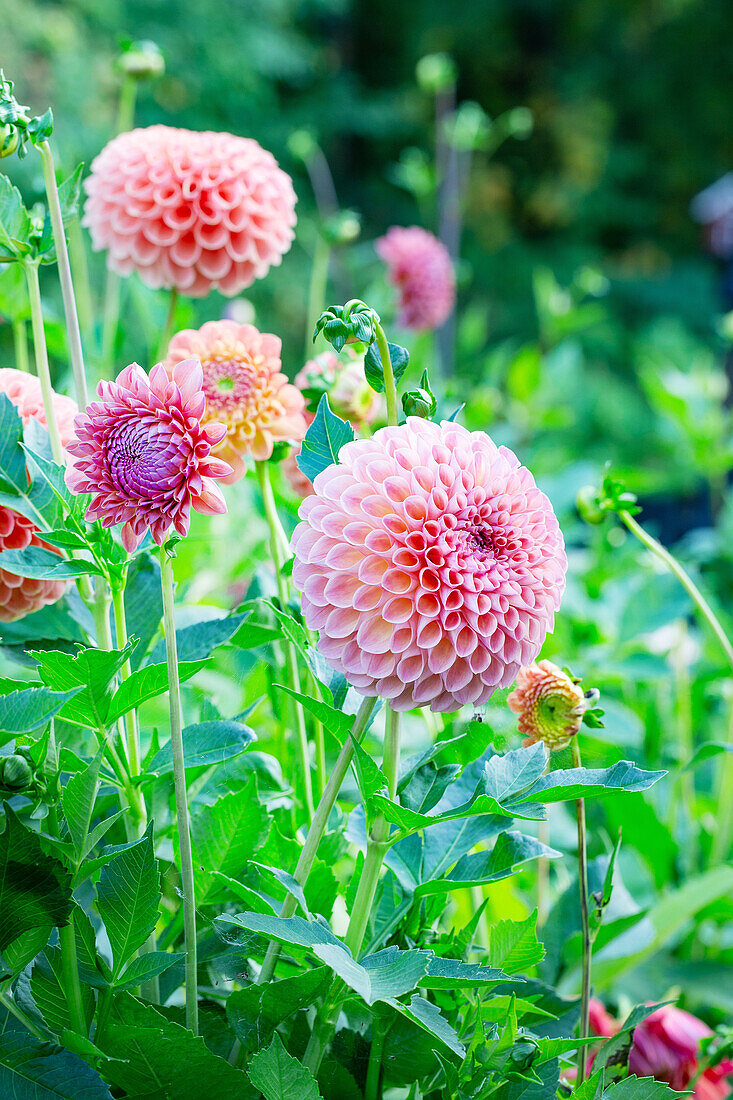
[313,300,379,353]
[576,470,641,526]
[0,71,53,160]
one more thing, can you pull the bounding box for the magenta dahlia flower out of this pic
[83,126,297,298]
[376,226,455,331]
[0,369,77,622]
[65,360,232,552]
[291,419,566,712]
[163,320,307,478]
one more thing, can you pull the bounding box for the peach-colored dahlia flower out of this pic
[292,419,566,712]
[65,359,231,552]
[163,320,307,478]
[0,369,78,622]
[376,226,455,331]
[83,126,296,298]
[507,659,586,751]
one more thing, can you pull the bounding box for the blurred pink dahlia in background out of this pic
[0,369,77,622]
[65,359,232,551]
[588,1000,732,1099]
[164,320,307,478]
[84,126,297,297]
[292,418,566,712]
[508,659,587,751]
[376,226,455,331]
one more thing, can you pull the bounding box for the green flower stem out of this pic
[23,260,64,464]
[620,510,733,672]
[365,1013,387,1100]
[374,320,399,427]
[303,706,400,1076]
[67,217,94,351]
[111,585,143,789]
[38,140,88,408]
[345,705,400,956]
[46,806,87,1037]
[572,738,591,1087]
[0,988,47,1040]
[12,319,29,372]
[256,460,314,821]
[116,75,138,134]
[305,234,330,363]
[160,547,198,1035]
[711,706,733,865]
[256,695,376,985]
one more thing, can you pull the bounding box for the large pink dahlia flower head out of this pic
[65,359,232,552]
[163,319,307,478]
[0,369,78,622]
[292,418,566,712]
[83,126,297,298]
[376,226,455,331]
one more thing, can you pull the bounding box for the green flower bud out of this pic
[322,210,361,247]
[0,754,33,790]
[287,129,318,164]
[402,387,437,419]
[416,53,457,94]
[117,41,165,80]
[576,485,606,525]
[504,106,534,140]
[0,123,18,158]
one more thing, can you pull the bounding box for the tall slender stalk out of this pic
[255,460,314,821]
[160,548,198,1034]
[23,260,64,463]
[572,738,591,1086]
[67,218,94,351]
[620,510,733,672]
[46,803,87,1037]
[37,140,88,408]
[12,319,29,372]
[303,705,400,1075]
[256,695,377,985]
[111,585,143,789]
[374,320,399,427]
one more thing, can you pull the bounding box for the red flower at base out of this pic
[587,1000,732,1099]
[0,369,78,623]
[65,359,232,552]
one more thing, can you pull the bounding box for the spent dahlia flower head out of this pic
[376,226,455,331]
[163,319,307,478]
[83,125,297,298]
[0,369,78,623]
[588,1001,732,1099]
[65,359,232,552]
[507,659,587,751]
[292,418,566,712]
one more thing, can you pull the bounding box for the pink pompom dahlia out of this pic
[376,226,455,331]
[507,659,587,751]
[0,369,77,622]
[83,126,297,298]
[163,320,307,478]
[292,418,566,712]
[65,360,232,552]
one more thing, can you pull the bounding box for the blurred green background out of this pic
[2,0,733,513]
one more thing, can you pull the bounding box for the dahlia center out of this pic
[202,354,255,413]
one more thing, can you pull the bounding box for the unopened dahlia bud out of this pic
[416,53,457,95]
[0,754,33,790]
[576,485,606,525]
[402,387,436,419]
[0,123,18,158]
[508,660,588,751]
[322,210,361,247]
[117,40,165,80]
